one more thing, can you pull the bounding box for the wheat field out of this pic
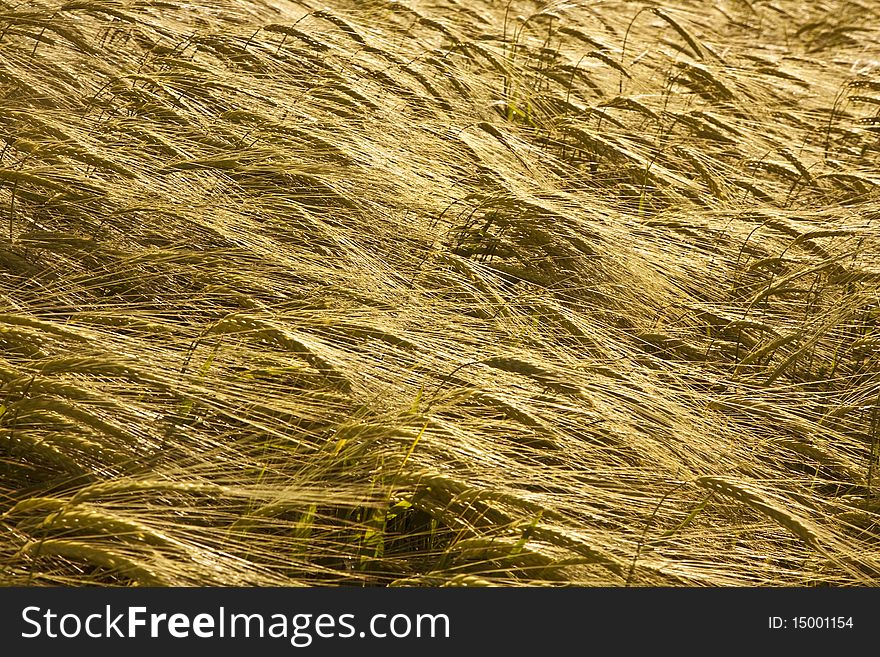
[0,0,878,587]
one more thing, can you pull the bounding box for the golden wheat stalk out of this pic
[696,477,820,546]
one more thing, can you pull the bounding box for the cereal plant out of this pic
[0,0,878,587]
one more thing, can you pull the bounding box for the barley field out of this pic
[0,0,879,587]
